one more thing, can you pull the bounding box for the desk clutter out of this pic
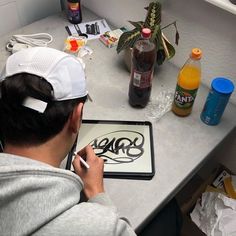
[64,19,128,53]
[64,12,234,125]
[99,27,128,48]
[3,0,235,126]
[191,167,236,236]
[6,33,53,54]
[176,165,236,236]
[65,19,111,40]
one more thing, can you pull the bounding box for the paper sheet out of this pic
[66,19,111,40]
[190,192,236,236]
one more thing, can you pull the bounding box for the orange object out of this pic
[172,48,202,116]
[224,177,236,199]
[64,36,87,54]
[191,48,202,60]
[70,39,79,52]
[68,2,79,11]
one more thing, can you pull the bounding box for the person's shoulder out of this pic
[33,198,137,236]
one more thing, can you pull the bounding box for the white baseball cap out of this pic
[0,47,88,112]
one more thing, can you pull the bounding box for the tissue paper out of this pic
[190,192,236,236]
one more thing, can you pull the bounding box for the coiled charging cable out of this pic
[6,33,53,53]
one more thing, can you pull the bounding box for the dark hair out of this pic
[0,73,87,146]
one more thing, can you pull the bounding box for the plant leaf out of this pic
[151,24,166,65]
[161,21,180,45]
[161,33,175,59]
[174,22,180,45]
[156,49,166,65]
[116,29,141,54]
[128,21,144,30]
[175,31,180,45]
[150,24,166,65]
[151,24,161,47]
[144,1,161,30]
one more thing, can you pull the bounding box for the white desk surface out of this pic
[0,9,235,233]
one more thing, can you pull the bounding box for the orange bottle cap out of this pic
[191,48,202,60]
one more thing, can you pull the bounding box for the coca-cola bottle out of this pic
[129,28,156,107]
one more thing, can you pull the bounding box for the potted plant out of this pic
[116,0,179,70]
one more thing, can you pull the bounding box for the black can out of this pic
[67,0,82,24]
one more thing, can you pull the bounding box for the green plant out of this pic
[116,0,179,65]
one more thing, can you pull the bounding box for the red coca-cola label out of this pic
[131,69,153,88]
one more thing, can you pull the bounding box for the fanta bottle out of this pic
[172,48,202,116]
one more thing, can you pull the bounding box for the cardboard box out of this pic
[176,166,220,215]
[99,27,127,48]
[177,164,234,236]
[181,214,206,236]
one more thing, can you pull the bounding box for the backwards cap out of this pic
[0,47,87,112]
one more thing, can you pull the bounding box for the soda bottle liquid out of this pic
[129,28,156,108]
[67,0,82,24]
[172,48,202,116]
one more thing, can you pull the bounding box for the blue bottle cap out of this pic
[212,77,235,94]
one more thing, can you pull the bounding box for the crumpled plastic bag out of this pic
[190,192,236,236]
[146,89,174,121]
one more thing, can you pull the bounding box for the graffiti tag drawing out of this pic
[88,130,145,164]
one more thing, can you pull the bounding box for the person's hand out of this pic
[72,145,105,199]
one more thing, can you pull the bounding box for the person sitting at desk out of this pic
[0,46,182,236]
[0,47,136,236]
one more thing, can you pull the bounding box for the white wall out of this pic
[214,128,236,173]
[82,0,236,171]
[162,0,236,105]
[0,0,21,36]
[0,0,61,36]
[17,0,61,26]
[82,0,236,106]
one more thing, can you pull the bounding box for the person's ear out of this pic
[69,103,84,134]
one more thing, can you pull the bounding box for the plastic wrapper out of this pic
[146,89,174,121]
[63,36,87,54]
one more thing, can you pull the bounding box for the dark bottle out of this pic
[129,28,156,108]
[67,0,82,24]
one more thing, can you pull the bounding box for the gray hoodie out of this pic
[0,153,137,236]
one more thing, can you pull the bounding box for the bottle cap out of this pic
[212,77,235,95]
[141,28,151,38]
[191,48,202,60]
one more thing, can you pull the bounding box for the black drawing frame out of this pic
[66,119,155,180]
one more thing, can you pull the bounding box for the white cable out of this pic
[6,33,53,53]
[12,33,53,47]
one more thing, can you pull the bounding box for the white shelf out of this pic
[205,0,236,15]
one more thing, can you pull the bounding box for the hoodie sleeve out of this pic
[33,192,137,236]
[88,192,118,210]
[88,192,136,235]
